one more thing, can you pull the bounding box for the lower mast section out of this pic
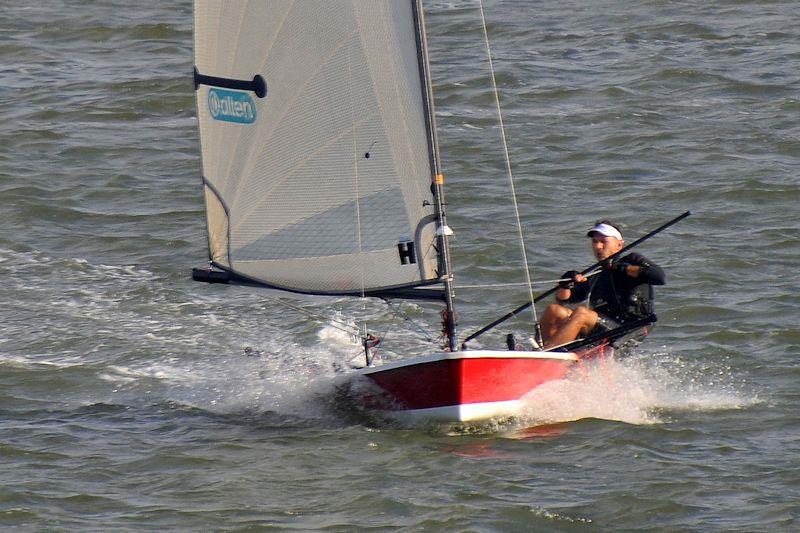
[413,0,458,352]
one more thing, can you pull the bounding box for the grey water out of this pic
[1,0,798,530]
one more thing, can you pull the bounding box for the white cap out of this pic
[587,222,622,241]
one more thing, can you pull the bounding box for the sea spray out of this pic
[516,352,754,427]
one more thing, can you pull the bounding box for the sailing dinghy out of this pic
[190,1,658,424]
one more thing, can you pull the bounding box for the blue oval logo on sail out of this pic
[208,88,257,124]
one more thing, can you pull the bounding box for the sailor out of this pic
[539,220,665,349]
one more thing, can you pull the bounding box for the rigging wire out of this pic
[455,270,601,290]
[477,0,539,330]
[254,292,441,351]
[348,44,366,303]
[259,294,361,338]
[383,299,439,345]
[348,40,372,344]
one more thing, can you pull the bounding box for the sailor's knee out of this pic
[544,303,563,314]
[571,306,597,323]
[544,303,571,320]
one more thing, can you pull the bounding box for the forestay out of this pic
[193,1,442,297]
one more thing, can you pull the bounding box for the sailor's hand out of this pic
[558,270,586,289]
[603,259,630,275]
[605,259,641,277]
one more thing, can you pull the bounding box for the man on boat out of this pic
[539,221,665,349]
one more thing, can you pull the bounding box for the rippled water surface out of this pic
[1,0,798,530]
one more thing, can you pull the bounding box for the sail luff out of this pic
[411,0,458,350]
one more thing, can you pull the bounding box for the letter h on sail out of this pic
[397,241,417,265]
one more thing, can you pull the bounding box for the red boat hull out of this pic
[342,346,611,423]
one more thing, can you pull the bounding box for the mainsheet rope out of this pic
[477,0,539,331]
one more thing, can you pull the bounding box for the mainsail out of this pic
[193,0,446,298]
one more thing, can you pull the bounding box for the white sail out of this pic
[193,0,441,296]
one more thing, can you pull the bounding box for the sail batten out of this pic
[194,0,441,295]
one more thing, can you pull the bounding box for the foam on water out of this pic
[94,342,345,421]
[0,246,756,432]
[516,351,756,428]
[0,248,352,421]
[134,319,755,432]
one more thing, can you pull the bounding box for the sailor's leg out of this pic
[539,303,573,345]
[544,306,598,349]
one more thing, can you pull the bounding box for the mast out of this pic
[412,0,458,351]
